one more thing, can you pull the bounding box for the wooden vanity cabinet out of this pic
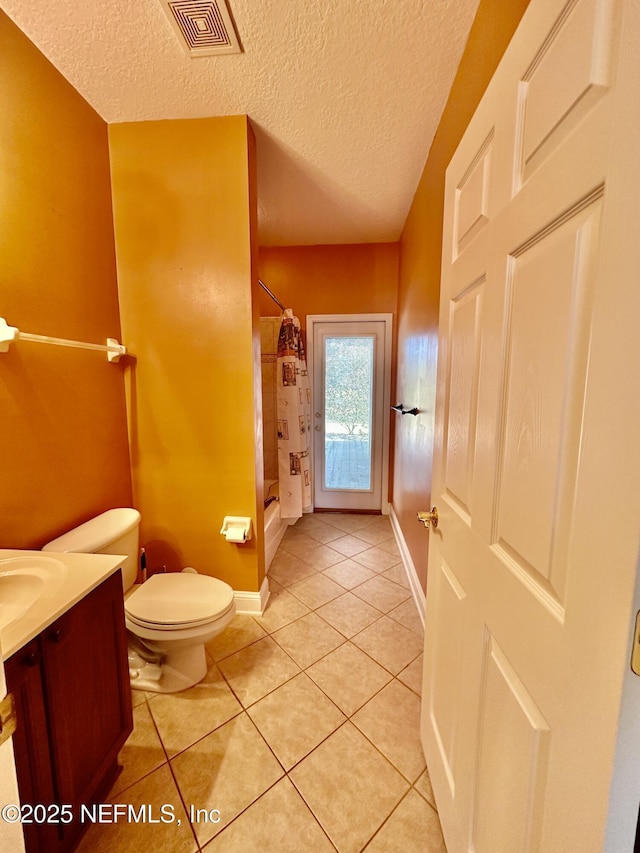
[5,570,133,853]
[5,638,58,853]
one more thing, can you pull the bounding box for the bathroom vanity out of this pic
[0,551,133,853]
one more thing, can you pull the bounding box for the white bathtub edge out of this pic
[264,495,297,574]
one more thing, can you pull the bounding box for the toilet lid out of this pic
[125,573,234,628]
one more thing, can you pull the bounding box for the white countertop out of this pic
[0,549,125,661]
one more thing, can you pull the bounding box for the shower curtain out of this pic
[277,309,312,519]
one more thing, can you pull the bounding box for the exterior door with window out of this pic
[308,315,392,512]
[421,0,640,850]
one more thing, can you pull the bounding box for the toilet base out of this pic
[128,640,208,694]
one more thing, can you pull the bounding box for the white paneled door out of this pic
[421,0,640,850]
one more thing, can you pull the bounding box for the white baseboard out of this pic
[234,576,270,615]
[389,505,426,629]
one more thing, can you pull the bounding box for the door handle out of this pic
[417,507,438,529]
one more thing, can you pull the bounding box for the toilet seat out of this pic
[125,572,234,630]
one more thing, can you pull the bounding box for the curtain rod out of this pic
[258,279,286,312]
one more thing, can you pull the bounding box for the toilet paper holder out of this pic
[220,516,253,543]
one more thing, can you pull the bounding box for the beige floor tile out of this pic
[352,616,424,675]
[322,559,377,590]
[316,592,383,638]
[353,680,426,782]
[360,515,393,531]
[364,789,446,853]
[353,546,402,573]
[217,636,301,707]
[111,702,167,797]
[288,512,313,528]
[147,665,242,756]
[247,673,346,770]
[414,768,438,809]
[280,530,327,558]
[319,513,372,534]
[130,689,149,708]
[290,722,409,853]
[353,526,395,547]
[388,598,424,635]
[255,584,310,633]
[75,764,197,853]
[201,777,335,852]
[306,642,392,716]
[288,572,345,609]
[268,550,317,587]
[381,563,411,589]
[377,537,401,557]
[328,534,372,557]
[171,714,284,847]
[207,613,267,661]
[268,576,284,593]
[302,543,346,570]
[280,534,344,570]
[294,516,345,544]
[398,654,424,697]
[272,611,345,668]
[352,575,411,612]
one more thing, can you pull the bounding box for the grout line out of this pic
[412,777,440,816]
[164,753,203,851]
[360,787,419,850]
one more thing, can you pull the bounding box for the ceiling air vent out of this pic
[160,0,242,56]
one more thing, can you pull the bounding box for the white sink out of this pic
[0,556,67,631]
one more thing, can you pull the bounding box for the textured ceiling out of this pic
[2,0,480,246]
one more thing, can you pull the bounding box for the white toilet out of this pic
[42,508,235,694]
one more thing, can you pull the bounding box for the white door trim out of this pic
[307,313,392,514]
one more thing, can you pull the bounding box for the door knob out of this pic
[417,507,438,529]
[24,650,40,667]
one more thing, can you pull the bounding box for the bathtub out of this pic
[264,480,296,573]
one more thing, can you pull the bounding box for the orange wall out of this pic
[109,116,264,592]
[259,243,399,503]
[258,244,399,319]
[0,12,132,548]
[393,0,532,591]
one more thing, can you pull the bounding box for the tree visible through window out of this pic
[324,336,373,437]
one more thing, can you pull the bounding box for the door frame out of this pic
[306,313,393,514]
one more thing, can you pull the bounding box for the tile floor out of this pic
[76,513,447,853]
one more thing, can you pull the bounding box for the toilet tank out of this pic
[42,509,141,591]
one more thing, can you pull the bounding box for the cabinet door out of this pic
[41,572,132,831]
[6,640,60,853]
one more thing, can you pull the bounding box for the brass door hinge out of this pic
[0,693,17,747]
